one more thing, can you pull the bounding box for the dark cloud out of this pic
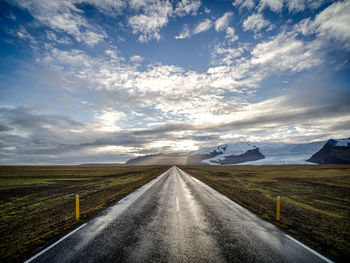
[1,82,349,164]
[0,123,13,132]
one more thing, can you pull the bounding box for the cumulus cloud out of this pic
[176,17,218,39]
[204,7,211,13]
[232,0,256,11]
[77,0,126,16]
[242,13,274,34]
[250,32,321,72]
[305,0,327,10]
[46,31,71,45]
[175,24,191,39]
[90,110,126,132]
[12,0,198,44]
[128,0,173,42]
[211,45,245,66]
[12,0,107,46]
[127,0,201,42]
[257,0,328,13]
[129,55,144,63]
[215,12,233,32]
[193,19,212,34]
[258,0,284,12]
[312,0,350,50]
[3,0,350,164]
[2,75,349,164]
[285,0,305,12]
[294,0,350,50]
[15,25,38,49]
[225,27,239,43]
[174,0,201,16]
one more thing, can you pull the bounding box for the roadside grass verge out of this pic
[180,165,350,263]
[0,165,170,262]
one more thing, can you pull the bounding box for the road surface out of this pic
[26,166,333,263]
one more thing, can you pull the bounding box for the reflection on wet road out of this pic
[27,167,332,263]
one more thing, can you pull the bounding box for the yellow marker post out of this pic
[276,196,280,221]
[76,195,79,221]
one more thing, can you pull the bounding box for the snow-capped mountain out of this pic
[189,141,328,165]
[328,138,350,147]
[188,142,264,165]
[243,141,326,165]
[308,138,350,164]
[194,142,259,156]
[124,138,350,165]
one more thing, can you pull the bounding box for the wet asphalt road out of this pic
[27,166,332,263]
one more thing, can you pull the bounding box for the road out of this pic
[26,166,333,263]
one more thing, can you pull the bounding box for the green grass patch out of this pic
[180,165,350,263]
[0,165,170,262]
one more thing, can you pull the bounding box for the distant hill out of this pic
[307,139,350,164]
[79,163,123,166]
[125,153,187,166]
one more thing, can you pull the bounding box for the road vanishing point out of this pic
[25,166,333,263]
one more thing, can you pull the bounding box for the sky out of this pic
[0,0,349,164]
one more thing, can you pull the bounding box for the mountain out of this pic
[125,153,187,166]
[188,141,329,165]
[242,141,326,165]
[124,138,349,166]
[187,142,264,165]
[307,138,350,164]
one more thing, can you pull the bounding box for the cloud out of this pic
[285,0,305,12]
[128,0,202,42]
[242,13,274,34]
[258,0,284,12]
[312,0,350,50]
[3,0,350,164]
[250,32,321,72]
[256,0,328,13]
[129,55,144,63]
[15,25,38,49]
[232,0,256,11]
[305,0,327,10]
[215,12,233,32]
[12,0,107,46]
[176,16,219,40]
[294,0,350,50]
[174,0,201,16]
[90,110,126,132]
[193,19,212,34]
[175,24,191,39]
[2,74,349,164]
[78,0,126,16]
[46,31,71,45]
[127,0,173,42]
[211,45,245,66]
[225,27,239,43]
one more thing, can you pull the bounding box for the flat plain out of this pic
[181,165,350,262]
[0,165,170,262]
[1,165,349,263]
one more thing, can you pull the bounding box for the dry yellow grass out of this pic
[0,165,170,262]
[181,165,350,263]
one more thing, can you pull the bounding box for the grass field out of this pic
[180,165,350,263]
[0,165,170,262]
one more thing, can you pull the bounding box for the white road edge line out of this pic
[176,196,179,212]
[285,234,334,263]
[24,223,87,263]
[177,167,334,263]
[24,168,171,263]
